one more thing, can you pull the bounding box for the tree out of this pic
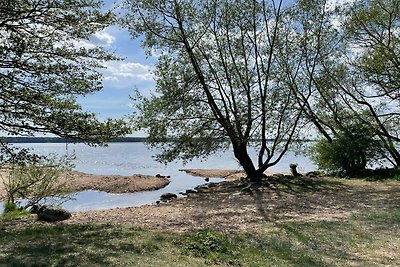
[341,0,400,166]
[284,0,400,168]
[0,0,130,163]
[308,0,400,166]
[123,0,313,182]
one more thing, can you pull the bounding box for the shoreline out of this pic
[0,169,399,234]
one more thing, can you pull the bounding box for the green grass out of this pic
[1,208,399,266]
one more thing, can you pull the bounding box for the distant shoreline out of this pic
[1,136,315,144]
[1,137,147,143]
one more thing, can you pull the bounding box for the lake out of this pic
[1,142,316,212]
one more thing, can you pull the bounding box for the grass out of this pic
[0,208,399,266]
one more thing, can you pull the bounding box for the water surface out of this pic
[1,142,316,212]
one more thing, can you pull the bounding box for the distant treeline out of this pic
[1,137,147,143]
[1,136,315,144]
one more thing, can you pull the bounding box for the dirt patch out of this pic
[0,170,170,200]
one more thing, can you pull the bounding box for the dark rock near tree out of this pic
[186,189,197,194]
[36,206,71,222]
[160,193,178,201]
[305,171,319,177]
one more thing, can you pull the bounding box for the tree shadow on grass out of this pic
[248,175,349,221]
[0,224,162,266]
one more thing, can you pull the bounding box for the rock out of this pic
[30,204,40,214]
[194,185,208,192]
[179,191,187,195]
[156,174,171,178]
[204,177,210,182]
[156,200,160,204]
[37,206,71,222]
[240,185,252,194]
[305,171,319,177]
[207,182,216,188]
[185,189,197,194]
[160,193,178,201]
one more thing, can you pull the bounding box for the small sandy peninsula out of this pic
[0,170,170,200]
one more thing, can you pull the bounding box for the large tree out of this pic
[283,0,400,168]
[303,0,400,167]
[0,0,130,162]
[123,0,313,182]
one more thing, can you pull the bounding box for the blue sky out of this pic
[77,0,157,122]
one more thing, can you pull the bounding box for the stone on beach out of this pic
[160,193,178,201]
[36,206,72,222]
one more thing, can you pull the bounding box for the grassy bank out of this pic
[1,208,399,266]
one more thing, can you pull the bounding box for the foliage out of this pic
[1,206,30,219]
[0,0,130,162]
[0,155,73,210]
[310,124,385,175]
[2,201,17,213]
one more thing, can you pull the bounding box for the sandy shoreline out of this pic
[2,169,399,234]
[0,170,170,201]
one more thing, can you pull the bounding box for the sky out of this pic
[76,1,155,123]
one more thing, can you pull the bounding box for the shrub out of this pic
[0,155,73,210]
[3,201,17,213]
[310,124,385,175]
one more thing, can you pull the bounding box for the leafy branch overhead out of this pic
[0,0,130,148]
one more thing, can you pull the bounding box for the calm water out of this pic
[1,142,316,212]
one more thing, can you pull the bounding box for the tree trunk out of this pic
[233,143,263,183]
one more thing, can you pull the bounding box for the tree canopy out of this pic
[123,0,400,178]
[124,0,315,182]
[0,0,130,162]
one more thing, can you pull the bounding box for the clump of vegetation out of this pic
[310,124,385,176]
[1,155,73,213]
[179,229,235,264]
[1,203,30,219]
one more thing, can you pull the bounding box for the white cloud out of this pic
[101,61,156,91]
[104,61,154,81]
[92,30,116,47]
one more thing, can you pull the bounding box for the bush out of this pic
[310,124,385,175]
[0,155,73,210]
[3,201,17,213]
